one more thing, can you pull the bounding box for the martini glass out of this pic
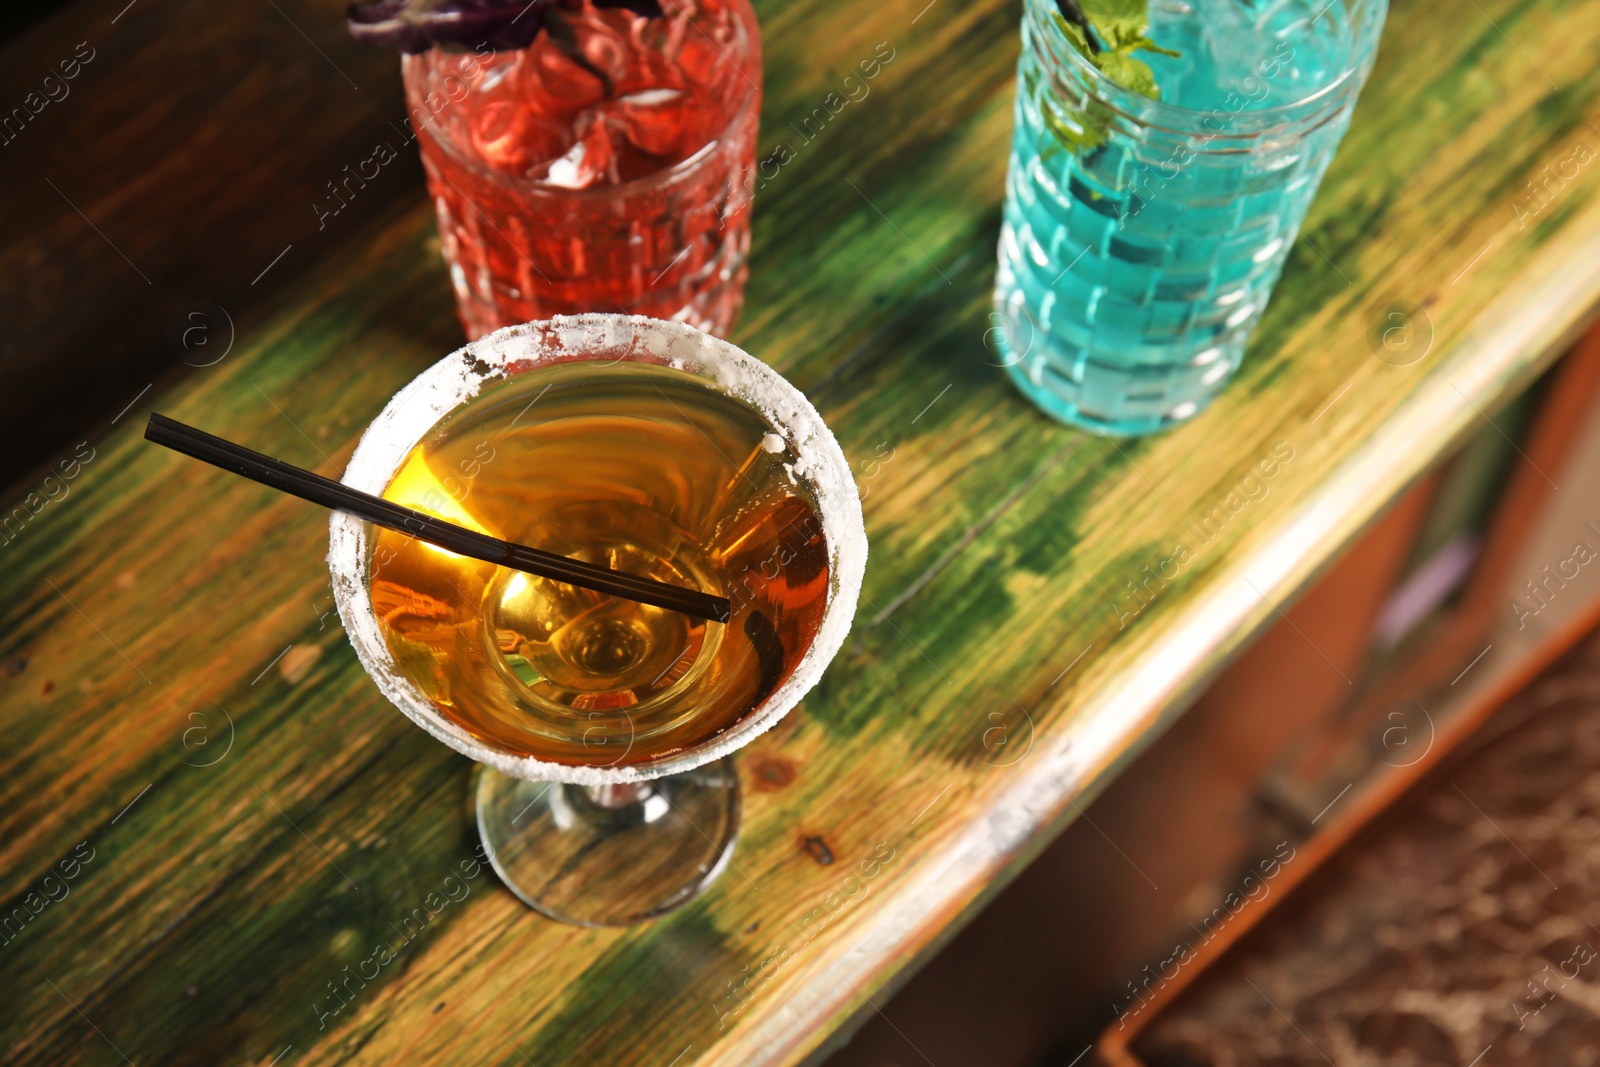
[328,315,865,925]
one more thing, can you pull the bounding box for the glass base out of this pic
[449,257,750,344]
[475,759,740,927]
[997,337,1226,437]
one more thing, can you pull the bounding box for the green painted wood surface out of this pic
[4,0,1600,1061]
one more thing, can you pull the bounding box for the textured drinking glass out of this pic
[329,316,865,925]
[993,0,1387,435]
[402,0,761,340]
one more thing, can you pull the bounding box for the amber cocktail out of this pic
[330,315,864,925]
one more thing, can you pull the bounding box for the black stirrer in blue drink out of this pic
[144,413,731,624]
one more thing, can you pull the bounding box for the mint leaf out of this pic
[1050,0,1178,101]
[1042,0,1176,157]
[1081,0,1147,25]
[1133,39,1182,58]
[1056,16,1095,57]
[1042,97,1110,155]
[1094,49,1159,99]
[1079,0,1148,49]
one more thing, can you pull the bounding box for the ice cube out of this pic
[470,99,570,176]
[543,136,595,188]
[624,88,683,106]
[616,46,690,97]
[578,19,632,84]
[1196,0,1343,102]
[674,33,726,89]
[616,88,696,158]
[543,111,617,188]
[533,44,606,106]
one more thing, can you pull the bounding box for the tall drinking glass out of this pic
[329,315,865,926]
[993,0,1387,435]
[400,0,761,340]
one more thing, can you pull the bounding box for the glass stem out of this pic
[587,781,656,809]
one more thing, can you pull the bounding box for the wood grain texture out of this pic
[2,0,1600,1063]
[0,0,417,485]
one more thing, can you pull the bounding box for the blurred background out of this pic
[0,0,445,490]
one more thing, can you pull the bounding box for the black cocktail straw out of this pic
[145,413,731,624]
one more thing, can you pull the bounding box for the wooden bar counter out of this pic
[2,0,1599,1062]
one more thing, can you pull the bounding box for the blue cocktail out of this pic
[994,0,1387,434]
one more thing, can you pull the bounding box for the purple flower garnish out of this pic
[348,0,664,54]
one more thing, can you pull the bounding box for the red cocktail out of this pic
[394,0,760,339]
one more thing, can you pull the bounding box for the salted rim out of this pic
[327,315,867,784]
